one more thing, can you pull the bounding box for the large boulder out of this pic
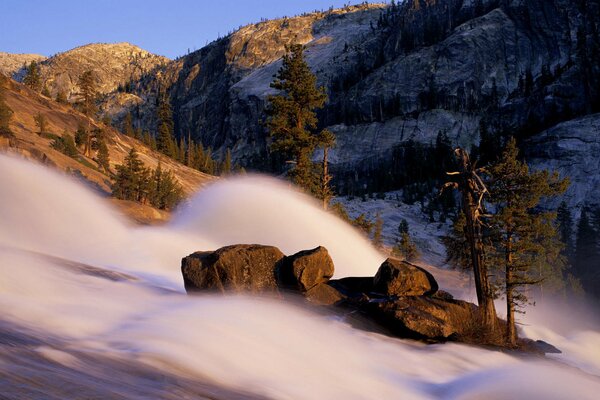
[373,258,438,297]
[181,244,285,293]
[369,296,477,339]
[304,283,345,306]
[278,246,334,292]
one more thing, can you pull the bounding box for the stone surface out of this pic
[181,244,285,293]
[369,296,477,339]
[279,246,334,292]
[373,258,438,297]
[304,283,345,306]
[0,52,46,77]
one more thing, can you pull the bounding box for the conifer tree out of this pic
[23,61,42,91]
[266,44,333,193]
[557,201,575,266]
[51,130,78,158]
[78,70,97,117]
[0,83,13,137]
[74,123,89,155]
[372,213,384,248]
[486,137,569,346]
[392,219,419,261]
[123,112,134,137]
[55,90,68,104]
[156,94,176,158]
[41,85,51,98]
[221,148,232,175]
[574,208,598,296]
[112,148,150,203]
[97,140,110,173]
[33,113,47,136]
[442,211,471,270]
[149,162,184,210]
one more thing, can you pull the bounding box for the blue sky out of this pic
[0,0,368,59]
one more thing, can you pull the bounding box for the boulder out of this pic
[304,283,345,306]
[369,296,477,339]
[373,258,438,297]
[181,244,285,293]
[279,246,334,292]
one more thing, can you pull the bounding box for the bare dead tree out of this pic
[443,148,499,334]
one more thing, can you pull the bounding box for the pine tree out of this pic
[442,211,471,270]
[51,131,78,158]
[372,213,384,248]
[112,148,151,203]
[486,137,569,346]
[0,83,14,137]
[557,201,575,266]
[78,70,97,117]
[55,90,68,104]
[265,44,332,193]
[392,219,419,261]
[74,123,89,154]
[123,112,134,137]
[574,208,598,296]
[23,61,42,91]
[41,85,51,98]
[156,94,176,158]
[221,148,232,175]
[318,129,335,210]
[96,140,110,173]
[33,113,47,136]
[149,162,184,210]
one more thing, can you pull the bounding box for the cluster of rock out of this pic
[181,244,478,341]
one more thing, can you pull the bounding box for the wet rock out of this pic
[181,244,284,293]
[373,258,438,297]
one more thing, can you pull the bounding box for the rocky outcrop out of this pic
[181,244,285,293]
[373,258,438,297]
[0,52,46,77]
[526,113,600,210]
[279,246,335,292]
[182,243,485,342]
[13,43,169,102]
[368,296,477,339]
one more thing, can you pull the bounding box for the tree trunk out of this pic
[322,146,330,210]
[456,150,498,334]
[506,236,517,346]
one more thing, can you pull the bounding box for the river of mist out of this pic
[1,154,599,399]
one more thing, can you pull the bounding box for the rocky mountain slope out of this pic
[13,42,170,102]
[0,52,46,76]
[0,74,213,223]
[4,1,598,211]
[100,0,599,211]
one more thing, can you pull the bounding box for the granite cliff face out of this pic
[0,52,46,77]
[108,0,599,210]
[13,43,169,102]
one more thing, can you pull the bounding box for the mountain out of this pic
[101,0,599,210]
[0,74,213,223]
[13,42,170,102]
[0,52,46,76]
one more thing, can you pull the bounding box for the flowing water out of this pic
[1,154,599,399]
